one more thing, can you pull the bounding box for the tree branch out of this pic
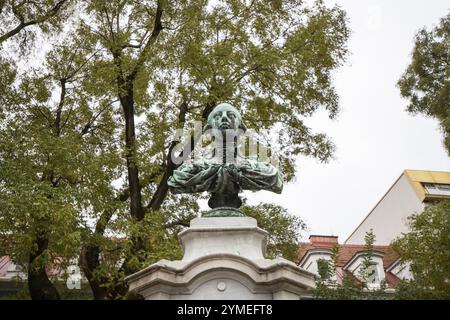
[127,0,164,81]
[54,78,67,137]
[0,0,69,44]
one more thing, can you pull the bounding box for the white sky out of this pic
[244,0,450,242]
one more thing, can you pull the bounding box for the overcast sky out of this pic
[244,0,450,242]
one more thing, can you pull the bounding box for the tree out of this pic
[397,12,450,155]
[313,230,388,300]
[392,200,450,300]
[0,34,122,299]
[241,203,306,261]
[0,1,81,300]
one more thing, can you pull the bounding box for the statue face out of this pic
[207,103,242,131]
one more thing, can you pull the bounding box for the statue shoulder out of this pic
[238,158,276,170]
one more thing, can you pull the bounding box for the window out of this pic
[7,263,22,273]
[366,264,380,284]
[437,184,450,191]
[423,183,436,190]
[423,183,450,196]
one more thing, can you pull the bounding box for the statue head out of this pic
[205,103,247,133]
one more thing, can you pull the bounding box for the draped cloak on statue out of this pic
[168,158,283,196]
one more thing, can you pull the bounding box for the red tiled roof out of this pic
[385,271,401,288]
[297,243,399,269]
[0,256,11,277]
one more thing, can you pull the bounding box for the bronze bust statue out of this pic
[168,103,283,216]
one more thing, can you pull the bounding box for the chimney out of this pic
[309,235,338,244]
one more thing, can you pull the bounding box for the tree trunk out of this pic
[118,77,144,221]
[28,234,60,300]
[79,244,107,300]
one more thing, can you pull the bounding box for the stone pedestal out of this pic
[126,216,316,300]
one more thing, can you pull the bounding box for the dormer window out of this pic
[298,249,335,280]
[4,262,26,280]
[7,263,22,273]
[388,260,413,281]
[343,251,385,289]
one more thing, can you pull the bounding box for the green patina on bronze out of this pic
[168,103,283,217]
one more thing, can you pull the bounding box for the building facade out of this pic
[297,169,450,292]
[345,170,450,245]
